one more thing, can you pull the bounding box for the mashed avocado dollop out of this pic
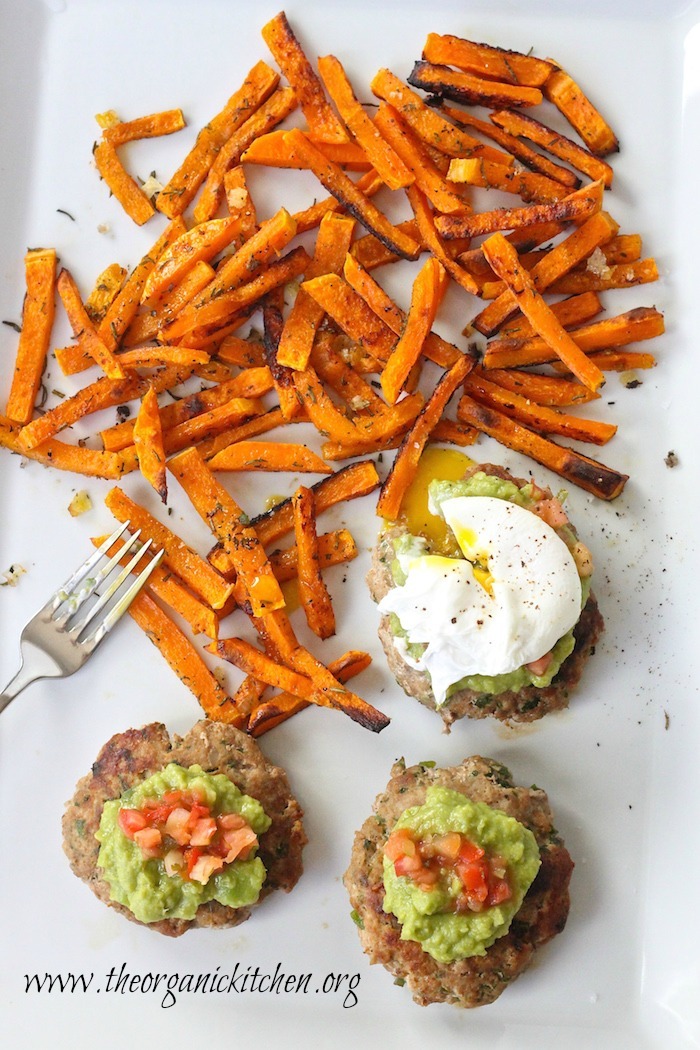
[383,786,541,962]
[96,763,271,924]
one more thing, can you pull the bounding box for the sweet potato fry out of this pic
[141,216,243,306]
[381,257,448,404]
[464,371,616,444]
[248,650,370,736]
[310,332,385,415]
[248,459,380,549]
[133,384,167,501]
[55,218,189,375]
[261,11,349,143]
[350,220,425,272]
[545,258,659,295]
[277,212,356,371]
[102,108,185,147]
[377,353,474,521]
[193,86,298,223]
[93,139,155,226]
[373,103,470,216]
[129,592,242,724]
[473,207,617,335]
[162,397,265,455]
[92,533,219,640]
[57,269,126,379]
[435,178,604,241]
[284,128,420,260]
[105,485,236,609]
[405,185,480,297]
[207,441,331,474]
[457,394,628,499]
[544,67,619,156]
[370,69,511,166]
[197,406,295,462]
[283,641,389,731]
[552,349,657,374]
[5,248,57,426]
[483,367,600,407]
[490,107,614,187]
[216,606,388,732]
[242,129,371,170]
[292,485,336,639]
[156,60,280,218]
[268,528,358,584]
[408,60,544,108]
[317,54,414,190]
[216,335,266,369]
[209,637,313,696]
[168,446,286,617]
[483,306,665,369]
[491,291,602,340]
[480,232,605,391]
[422,33,556,87]
[0,415,138,478]
[17,372,145,452]
[447,157,569,203]
[300,273,398,363]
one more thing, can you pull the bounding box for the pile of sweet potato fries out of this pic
[0,12,663,733]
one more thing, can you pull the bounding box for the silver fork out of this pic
[0,521,164,714]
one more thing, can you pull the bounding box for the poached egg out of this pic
[378,495,582,705]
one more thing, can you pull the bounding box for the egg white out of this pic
[378,496,582,705]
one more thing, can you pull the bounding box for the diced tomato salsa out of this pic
[384,826,512,913]
[117,788,258,885]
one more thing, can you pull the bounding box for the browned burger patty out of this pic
[62,719,306,937]
[344,755,573,1008]
[367,463,604,727]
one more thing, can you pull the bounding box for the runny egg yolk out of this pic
[397,446,474,555]
[449,523,494,595]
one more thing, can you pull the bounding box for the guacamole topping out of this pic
[384,472,590,701]
[96,763,271,924]
[383,786,541,962]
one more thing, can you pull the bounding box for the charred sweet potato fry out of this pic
[422,32,556,87]
[261,11,349,144]
[457,394,628,499]
[408,60,544,108]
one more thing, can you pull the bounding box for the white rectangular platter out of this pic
[0,1,698,1047]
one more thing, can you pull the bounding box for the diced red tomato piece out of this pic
[526,652,553,676]
[488,878,512,906]
[133,826,163,858]
[384,828,416,863]
[189,853,225,885]
[117,808,149,838]
[218,812,247,832]
[222,826,258,863]
[189,816,218,847]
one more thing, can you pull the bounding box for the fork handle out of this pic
[0,665,41,715]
